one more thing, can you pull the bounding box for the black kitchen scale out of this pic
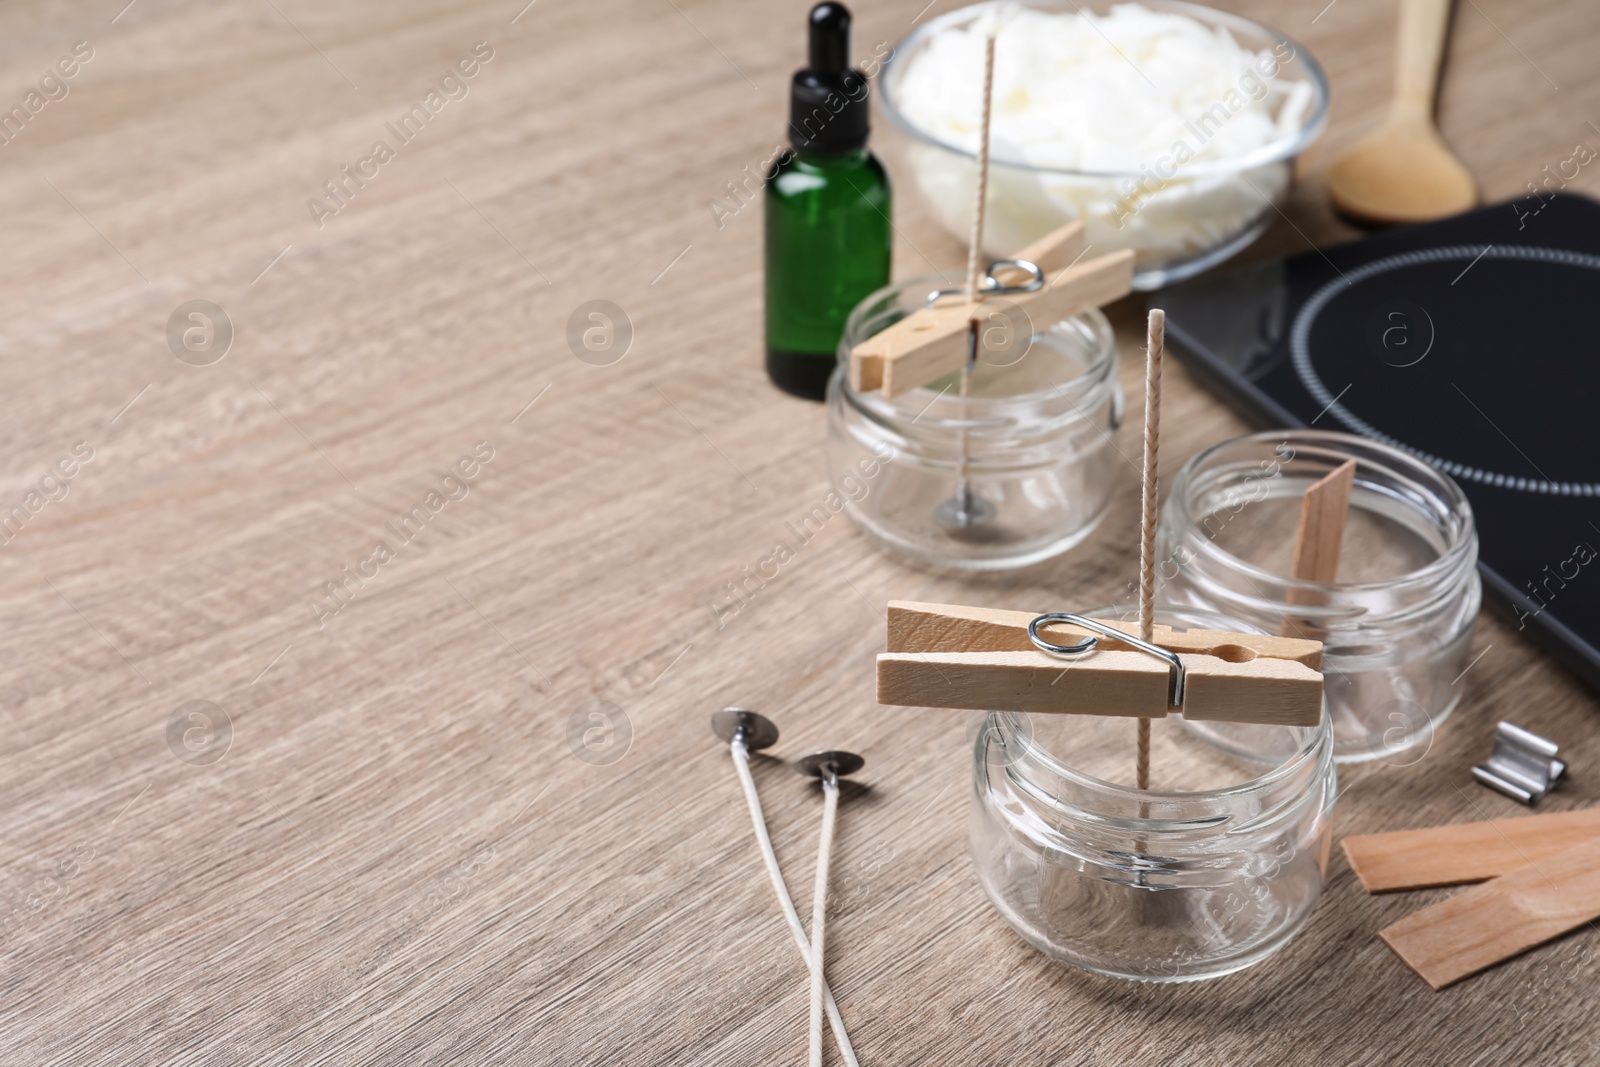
[1157,193,1600,693]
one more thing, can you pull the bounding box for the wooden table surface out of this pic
[2,0,1597,1061]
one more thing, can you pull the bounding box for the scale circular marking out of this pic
[1289,244,1600,496]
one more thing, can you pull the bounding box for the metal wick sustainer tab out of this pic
[1027,613,1187,710]
[1472,721,1565,804]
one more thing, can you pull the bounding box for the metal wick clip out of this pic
[1029,612,1186,709]
[1472,721,1566,805]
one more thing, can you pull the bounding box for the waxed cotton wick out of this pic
[712,710,860,1067]
[952,34,998,521]
[1136,309,1165,791]
[796,750,865,1067]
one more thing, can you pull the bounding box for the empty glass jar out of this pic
[826,278,1122,569]
[970,606,1337,981]
[1155,431,1479,763]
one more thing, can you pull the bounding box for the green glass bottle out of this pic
[764,2,892,401]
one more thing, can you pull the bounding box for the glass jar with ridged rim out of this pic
[1154,430,1479,764]
[826,276,1122,569]
[970,605,1336,982]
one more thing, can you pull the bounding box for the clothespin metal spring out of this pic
[925,258,1046,307]
[1028,612,1188,710]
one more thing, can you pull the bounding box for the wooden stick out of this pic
[1282,459,1356,637]
[849,250,1134,396]
[1342,808,1600,892]
[885,601,1323,667]
[1137,310,1164,790]
[876,649,1324,726]
[1379,833,1600,989]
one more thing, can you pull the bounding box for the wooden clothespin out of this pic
[848,227,1134,397]
[876,601,1325,727]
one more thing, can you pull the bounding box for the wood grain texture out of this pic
[1009,219,1087,275]
[887,600,1325,666]
[0,0,1598,1062]
[877,647,1324,725]
[1283,457,1355,638]
[1379,834,1600,989]
[1289,459,1356,585]
[1343,808,1600,891]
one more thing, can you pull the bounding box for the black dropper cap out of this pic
[788,3,870,154]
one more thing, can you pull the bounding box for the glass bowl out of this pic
[878,0,1330,289]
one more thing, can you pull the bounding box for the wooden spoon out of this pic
[1328,0,1476,224]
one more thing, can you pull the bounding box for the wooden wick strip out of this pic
[1291,459,1357,582]
[1283,459,1356,637]
[1379,833,1600,989]
[1342,808,1600,892]
[1136,310,1165,791]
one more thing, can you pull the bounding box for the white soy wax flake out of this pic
[892,2,1318,267]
